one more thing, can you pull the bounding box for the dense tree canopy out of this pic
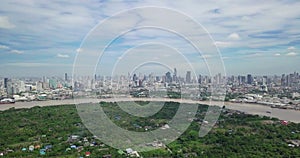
[0,102,300,157]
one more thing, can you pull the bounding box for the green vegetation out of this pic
[0,102,300,157]
[225,93,243,101]
[167,91,181,99]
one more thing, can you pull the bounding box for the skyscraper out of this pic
[173,68,177,83]
[247,74,253,85]
[42,76,46,83]
[165,72,172,83]
[263,76,267,85]
[4,78,8,89]
[198,75,202,84]
[65,73,68,81]
[133,74,138,86]
[186,71,191,83]
[238,75,246,85]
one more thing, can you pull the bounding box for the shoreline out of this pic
[1,98,300,123]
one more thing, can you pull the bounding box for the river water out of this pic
[1,98,299,123]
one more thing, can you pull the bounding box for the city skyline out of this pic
[0,1,300,77]
[1,2,300,157]
[1,71,300,80]
[1,70,299,110]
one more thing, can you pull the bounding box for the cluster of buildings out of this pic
[0,134,140,157]
[0,74,72,102]
[226,72,300,110]
[0,71,299,109]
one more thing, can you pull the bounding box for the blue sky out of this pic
[0,0,300,77]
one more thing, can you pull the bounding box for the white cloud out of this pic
[0,16,15,29]
[287,46,295,50]
[227,33,240,40]
[274,53,281,56]
[286,52,297,56]
[214,41,232,48]
[0,45,9,49]
[10,50,23,54]
[57,53,70,58]
[76,48,83,53]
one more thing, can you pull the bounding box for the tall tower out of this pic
[198,75,202,84]
[173,68,177,83]
[186,71,191,83]
[4,78,8,89]
[42,76,46,83]
[65,73,68,81]
[247,74,253,85]
[174,68,177,76]
[165,72,172,83]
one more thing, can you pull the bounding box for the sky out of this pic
[0,0,300,77]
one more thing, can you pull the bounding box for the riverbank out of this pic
[1,98,300,123]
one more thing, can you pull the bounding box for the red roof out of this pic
[281,120,289,125]
[85,151,91,156]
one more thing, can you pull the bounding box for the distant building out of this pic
[247,74,253,85]
[4,78,14,96]
[4,78,8,89]
[65,73,68,81]
[262,76,268,85]
[36,81,43,91]
[186,71,191,83]
[49,79,57,89]
[198,75,202,84]
[238,76,246,85]
[133,74,138,86]
[155,76,160,82]
[165,72,172,83]
[173,68,177,83]
[43,76,46,83]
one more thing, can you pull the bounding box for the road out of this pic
[1,97,300,123]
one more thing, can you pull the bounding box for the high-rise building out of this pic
[36,81,44,91]
[238,76,246,85]
[155,76,160,82]
[42,76,46,83]
[19,81,26,92]
[165,72,172,83]
[65,73,68,81]
[198,75,202,84]
[4,78,8,89]
[174,68,177,76]
[49,79,57,89]
[173,68,177,83]
[247,74,253,85]
[286,74,291,87]
[262,76,267,85]
[133,74,138,86]
[6,79,14,96]
[186,71,191,83]
[281,74,286,86]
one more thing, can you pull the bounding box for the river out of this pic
[1,97,299,123]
